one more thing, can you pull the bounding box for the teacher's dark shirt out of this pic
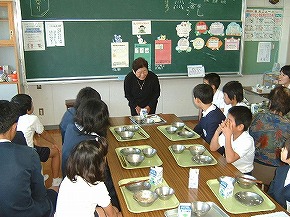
[124,71,160,115]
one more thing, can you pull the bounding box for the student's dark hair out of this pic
[222,81,244,102]
[268,85,290,116]
[280,65,290,78]
[193,84,213,104]
[74,87,101,110]
[74,99,109,137]
[132,57,148,72]
[228,106,252,131]
[0,101,19,134]
[203,73,221,89]
[11,94,32,116]
[283,137,290,160]
[66,138,108,184]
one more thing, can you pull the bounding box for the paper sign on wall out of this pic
[187,65,205,77]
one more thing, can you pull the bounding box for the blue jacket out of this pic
[0,142,51,217]
[268,165,290,209]
[194,106,225,144]
[59,107,76,142]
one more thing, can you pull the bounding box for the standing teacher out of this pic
[124,57,160,116]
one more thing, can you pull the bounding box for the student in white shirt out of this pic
[11,94,62,187]
[203,73,225,111]
[55,138,122,217]
[210,106,255,174]
[222,81,247,117]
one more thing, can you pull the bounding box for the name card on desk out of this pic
[187,65,205,77]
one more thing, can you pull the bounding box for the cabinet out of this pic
[0,1,21,100]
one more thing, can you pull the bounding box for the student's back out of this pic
[192,84,226,143]
[59,87,101,142]
[0,142,51,217]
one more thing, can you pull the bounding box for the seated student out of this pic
[193,84,225,144]
[59,87,101,142]
[210,106,255,175]
[0,100,27,146]
[0,101,58,217]
[55,139,122,217]
[62,98,120,211]
[222,81,247,117]
[249,85,290,186]
[278,65,290,89]
[203,73,225,111]
[268,137,290,212]
[11,94,62,187]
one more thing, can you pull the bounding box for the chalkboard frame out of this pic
[21,0,245,81]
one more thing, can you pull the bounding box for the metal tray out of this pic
[115,145,163,169]
[164,202,229,217]
[158,125,200,141]
[129,114,166,125]
[109,125,149,142]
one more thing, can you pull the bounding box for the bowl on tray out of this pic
[125,181,151,192]
[120,147,141,156]
[236,174,257,189]
[171,144,185,154]
[155,186,175,200]
[165,126,178,134]
[125,154,144,166]
[177,130,194,138]
[191,201,211,216]
[142,147,157,158]
[124,125,139,132]
[119,131,135,140]
[192,155,213,164]
[189,145,206,156]
[114,126,126,134]
[171,121,185,130]
[133,190,158,207]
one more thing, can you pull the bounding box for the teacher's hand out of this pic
[145,106,151,114]
[135,106,141,115]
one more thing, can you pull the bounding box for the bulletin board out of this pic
[20,0,245,81]
[242,8,283,75]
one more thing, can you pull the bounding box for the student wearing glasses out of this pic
[124,57,160,116]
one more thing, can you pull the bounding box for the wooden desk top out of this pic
[106,114,285,217]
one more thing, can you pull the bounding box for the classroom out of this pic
[0,0,288,126]
[0,0,290,216]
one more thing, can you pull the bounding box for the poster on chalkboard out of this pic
[22,22,45,51]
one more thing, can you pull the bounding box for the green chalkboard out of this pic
[242,41,280,75]
[21,0,242,21]
[20,0,244,81]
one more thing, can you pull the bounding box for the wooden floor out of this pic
[38,129,62,188]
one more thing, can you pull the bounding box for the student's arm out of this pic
[96,204,122,217]
[210,126,222,151]
[223,134,240,163]
[221,120,240,163]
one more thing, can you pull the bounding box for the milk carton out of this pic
[140,108,148,120]
[177,203,191,217]
[149,166,163,185]
[219,176,235,198]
